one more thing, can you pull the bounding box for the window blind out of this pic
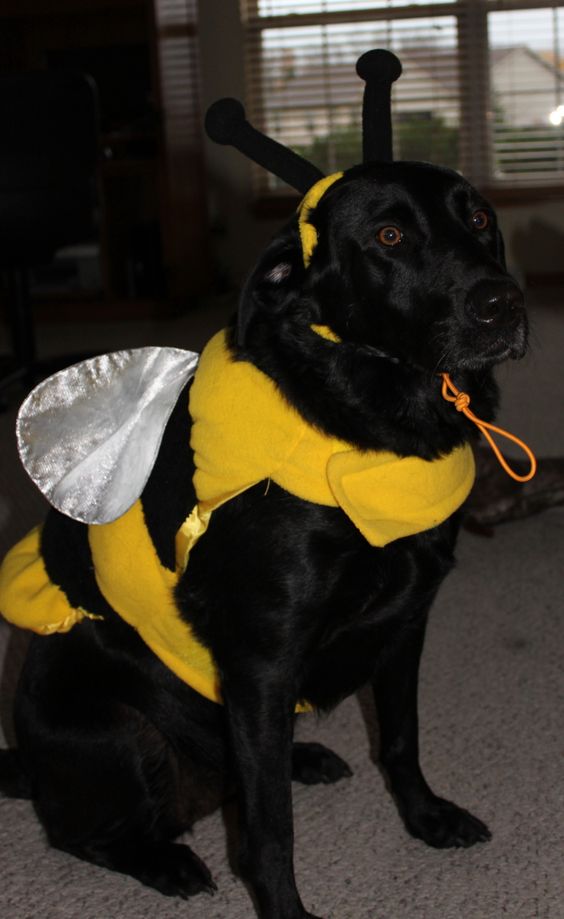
[488,5,564,182]
[240,0,564,193]
[152,0,210,296]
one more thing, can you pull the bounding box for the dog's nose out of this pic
[467,279,524,324]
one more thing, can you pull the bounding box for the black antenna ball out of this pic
[205,98,247,146]
[356,49,402,86]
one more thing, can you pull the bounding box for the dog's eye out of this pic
[472,210,489,231]
[377,226,403,247]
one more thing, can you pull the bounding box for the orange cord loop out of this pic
[441,373,537,484]
[453,392,471,412]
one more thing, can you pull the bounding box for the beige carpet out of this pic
[0,294,562,918]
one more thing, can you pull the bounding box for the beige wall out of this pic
[199,0,280,288]
[499,201,564,283]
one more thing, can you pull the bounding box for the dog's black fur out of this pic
[0,162,528,918]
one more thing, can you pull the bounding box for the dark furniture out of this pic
[0,69,99,390]
[0,1,211,320]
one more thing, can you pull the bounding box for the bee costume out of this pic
[0,52,532,707]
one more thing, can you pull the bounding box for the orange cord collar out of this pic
[440,373,537,483]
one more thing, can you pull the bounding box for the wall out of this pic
[499,201,564,285]
[198,0,280,289]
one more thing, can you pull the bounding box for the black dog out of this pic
[0,161,527,919]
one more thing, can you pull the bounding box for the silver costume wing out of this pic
[17,347,199,525]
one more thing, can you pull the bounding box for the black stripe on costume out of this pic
[40,511,115,618]
[141,381,197,572]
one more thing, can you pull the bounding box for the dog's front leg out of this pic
[372,609,491,849]
[222,676,323,919]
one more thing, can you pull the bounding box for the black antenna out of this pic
[205,98,324,194]
[205,50,404,189]
[356,49,402,163]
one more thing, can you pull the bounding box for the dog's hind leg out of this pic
[291,742,353,785]
[14,637,217,898]
[27,703,216,897]
[372,607,491,849]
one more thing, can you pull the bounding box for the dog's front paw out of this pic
[404,796,491,849]
[292,741,353,785]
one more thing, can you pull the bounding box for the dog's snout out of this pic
[467,279,524,325]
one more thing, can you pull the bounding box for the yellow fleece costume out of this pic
[0,328,475,706]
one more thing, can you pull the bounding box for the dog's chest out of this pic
[180,479,458,709]
[296,524,457,707]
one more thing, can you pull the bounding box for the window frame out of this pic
[241,0,564,206]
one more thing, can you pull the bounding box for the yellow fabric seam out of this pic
[298,172,343,267]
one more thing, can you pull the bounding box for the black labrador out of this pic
[0,161,527,918]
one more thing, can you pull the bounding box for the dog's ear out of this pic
[237,219,306,346]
